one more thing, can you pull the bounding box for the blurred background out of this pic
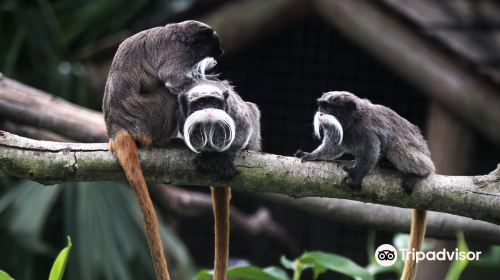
[1,0,500,279]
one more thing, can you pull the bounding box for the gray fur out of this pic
[177,79,261,153]
[177,79,261,178]
[102,20,223,145]
[296,91,434,190]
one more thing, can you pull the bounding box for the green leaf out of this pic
[299,251,374,280]
[0,270,14,280]
[444,232,470,280]
[280,255,295,270]
[49,236,72,280]
[366,231,376,265]
[194,266,289,280]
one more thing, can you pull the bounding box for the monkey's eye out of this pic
[318,101,329,108]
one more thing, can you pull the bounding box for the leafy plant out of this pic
[445,232,469,280]
[0,270,14,280]
[0,181,195,280]
[49,236,72,280]
[194,231,474,280]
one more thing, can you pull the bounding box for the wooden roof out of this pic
[381,0,500,86]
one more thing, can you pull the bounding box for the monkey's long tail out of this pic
[211,186,231,280]
[110,131,171,280]
[400,209,427,280]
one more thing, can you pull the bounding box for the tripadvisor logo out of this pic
[375,244,398,267]
[374,244,482,267]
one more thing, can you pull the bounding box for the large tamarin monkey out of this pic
[177,79,261,280]
[102,20,223,280]
[295,91,434,280]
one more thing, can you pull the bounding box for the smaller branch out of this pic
[262,194,500,244]
[151,184,298,254]
[0,120,72,142]
[0,76,107,142]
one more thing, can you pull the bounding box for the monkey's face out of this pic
[317,91,358,127]
[314,91,359,144]
[180,85,235,153]
[176,20,224,60]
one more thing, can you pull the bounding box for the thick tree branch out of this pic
[2,76,500,243]
[1,131,500,226]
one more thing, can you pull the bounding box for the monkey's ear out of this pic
[345,100,357,111]
[222,90,229,100]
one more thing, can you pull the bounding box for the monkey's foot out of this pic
[194,152,239,179]
[294,150,317,162]
[402,175,424,194]
[342,166,362,190]
[342,176,362,190]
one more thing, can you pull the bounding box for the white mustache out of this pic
[183,109,236,153]
[313,111,343,145]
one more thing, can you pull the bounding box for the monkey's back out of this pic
[102,27,178,147]
[225,90,261,152]
[368,104,434,175]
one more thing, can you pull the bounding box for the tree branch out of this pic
[2,76,500,243]
[0,76,107,142]
[1,131,500,226]
[262,194,500,244]
[151,184,298,254]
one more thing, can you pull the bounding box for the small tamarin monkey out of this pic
[177,78,261,280]
[295,91,434,280]
[103,20,223,280]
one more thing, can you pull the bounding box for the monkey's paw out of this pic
[294,150,305,158]
[341,176,360,190]
[342,168,362,190]
[294,150,316,162]
[401,176,423,195]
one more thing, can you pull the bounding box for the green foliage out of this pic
[444,232,469,280]
[195,232,476,280]
[0,270,14,280]
[0,0,198,108]
[196,251,372,280]
[49,236,72,280]
[0,181,195,280]
[195,266,291,280]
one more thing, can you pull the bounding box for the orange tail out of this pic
[211,186,231,280]
[401,209,427,280]
[110,131,170,280]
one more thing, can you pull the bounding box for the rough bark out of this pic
[2,76,500,243]
[1,131,500,226]
[0,76,107,142]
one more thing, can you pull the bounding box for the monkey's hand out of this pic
[294,150,318,162]
[342,166,362,190]
[194,152,239,179]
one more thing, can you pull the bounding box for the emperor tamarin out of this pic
[177,78,261,280]
[295,91,434,280]
[102,20,222,280]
